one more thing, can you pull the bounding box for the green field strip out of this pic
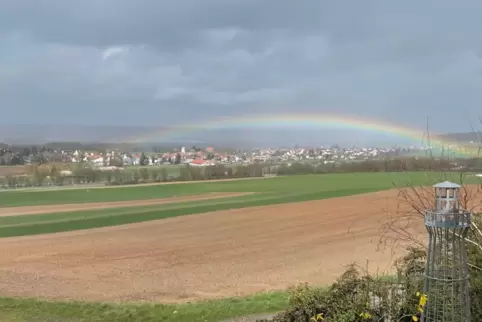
[0,187,383,237]
[0,189,328,227]
[0,172,475,208]
[0,180,268,207]
[0,186,207,207]
[0,193,271,227]
[0,172,460,207]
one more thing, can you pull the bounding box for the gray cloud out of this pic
[1,0,482,141]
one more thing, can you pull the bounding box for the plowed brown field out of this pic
[0,188,434,304]
[0,166,28,177]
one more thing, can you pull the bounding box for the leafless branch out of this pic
[453,232,482,252]
[379,140,482,270]
[473,221,482,243]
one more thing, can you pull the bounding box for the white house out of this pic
[122,155,133,166]
[92,157,104,165]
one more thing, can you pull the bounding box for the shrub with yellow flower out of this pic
[359,311,372,320]
[411,292,428,321]
[310,312,324,321]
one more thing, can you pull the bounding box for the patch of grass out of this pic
[0,292,289,322]
[0,172,470,207]
[0,187,382,237]
[0,274,398,321]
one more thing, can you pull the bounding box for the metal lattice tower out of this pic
[421,181,471,322]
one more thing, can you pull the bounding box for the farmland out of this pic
[0,166,28,177]
[0,171,480,321]
[0,171,457,207]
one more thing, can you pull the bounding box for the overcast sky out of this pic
[1,0,482,135]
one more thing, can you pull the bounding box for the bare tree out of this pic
[383,175,481,256]
[379,117,482,281]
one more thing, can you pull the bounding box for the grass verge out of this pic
[0,292,289,322]
[0,275,399,321]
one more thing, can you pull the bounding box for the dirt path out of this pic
[0,192,253,217]
[0,189,428,303]
[223,312,281,322]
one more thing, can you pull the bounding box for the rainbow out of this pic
[127,113,479,155]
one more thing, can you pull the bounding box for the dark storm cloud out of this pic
[1,0,482,133]
[0,1,379,50]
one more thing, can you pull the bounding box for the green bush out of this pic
[258,267,386,322]
[258,248,431,322]
[259,237,481,322]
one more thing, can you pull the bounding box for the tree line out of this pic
[0,163,268,188]
[275,157,478,175]
[0,146,66,165]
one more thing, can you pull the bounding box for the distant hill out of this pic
[2,124,482,149]
[436,132,482,143]
[0,124,159,144]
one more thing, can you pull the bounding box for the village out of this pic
[35,145,403,167]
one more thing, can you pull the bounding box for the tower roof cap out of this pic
[433,181,461,189]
